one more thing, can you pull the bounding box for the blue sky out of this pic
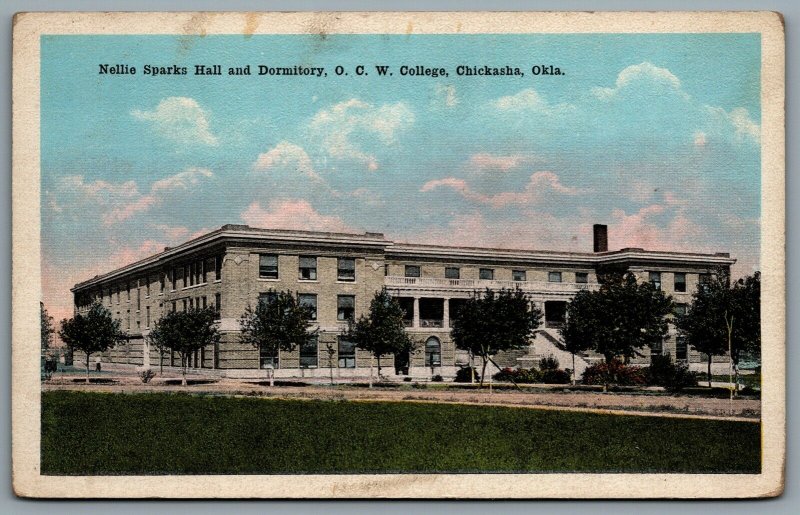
[41,34,761,320]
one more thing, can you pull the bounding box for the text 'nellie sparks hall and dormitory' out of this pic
[70,224,736,379]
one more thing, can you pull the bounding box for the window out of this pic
[425,337,441,368]
[215,255,222,281]
[651,339,663,357]
[337,295,355,321]
[126,310,130,330]
[170,267,177,290]
[337,258,356,281]
[171,301,177,313]
[145,276,150,296]
[512,270,527,282]
[204,257,215,283]
[479,268,494,280]
[299,256,317,280]
[405,265,420,278]
[384,264,389,276]
[214,293,221,318]
[201,296,207,309]
[115,287,120,304]
[182,299,187,312]
[259,254,279,279]
[575,272,589,284]
[673,303,688,316]
[145,306,150,328]
[182,265,188,288]
[298,293,317,320]
[160,273,165,293]
[548,271,562,283]
[300,336,318,368]
[445,267,460,280]
[675,337,688,360]
[649,272,662,290]
[674,272,686,292]
[338,337,356,368]
[127,283,131,300]
[259,345,278,369]
[136,288,141,310]
[189,298,194,310]
[189,263,195,286]
[258,291,278,306]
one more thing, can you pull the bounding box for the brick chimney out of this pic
[593,224,608,252]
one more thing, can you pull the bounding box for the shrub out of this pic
[581,359,647,386]
[493,367,541,384]
[139,369,156,384]
[403,377,412,382]
[431,374,444,382]
[646,354,698,391]
[540,368,572,384]
[454,366,480,383]
[538,356,560,371]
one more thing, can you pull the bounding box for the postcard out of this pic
[12,11,785,498]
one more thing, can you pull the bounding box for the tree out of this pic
[58,302,126,384]
[560,290,597,384]
[564,273,673,366]
[238,290,316,387]
[148,307,221,386]
[677,270,760,392]
[41,303,55,354]
[450,288,542,387]
[675,273,729,387]
[341,288,414,387]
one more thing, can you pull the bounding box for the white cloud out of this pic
[241,199,352,232]
[592,62,688,101]
[253,141,318,179]
[490,88,573,114]
[703,106,760,145]
[100,167,213,225]
[421,171,579,208]
[132,96,218,146]
[309,98,414,170]
[433,84,459,108]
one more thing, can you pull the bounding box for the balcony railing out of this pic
[419,319,444,328]
[385,275,597,293]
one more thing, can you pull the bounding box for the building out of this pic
[71,224,736,379]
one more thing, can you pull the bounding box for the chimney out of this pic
[593,224,608,252]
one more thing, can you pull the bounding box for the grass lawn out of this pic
[42,391,760,475]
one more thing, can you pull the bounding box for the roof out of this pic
[72,224,736,291]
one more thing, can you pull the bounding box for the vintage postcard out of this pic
[12,12,785,498]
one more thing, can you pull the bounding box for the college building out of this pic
[71,224,736,379]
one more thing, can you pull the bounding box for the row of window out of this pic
[84,255,224,309]
[259,255,356,282]
[116,293,222,332]
[258,336,442,369]
[402,265,588,284]
[257,292,354,322]
[648,272,710,293]
[651,336,688,360]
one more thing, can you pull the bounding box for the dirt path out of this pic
[43,375,760,422]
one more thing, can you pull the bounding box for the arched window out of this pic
[425,337,441,368]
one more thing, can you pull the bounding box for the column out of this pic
[443,298,450,329]
[413,297,420,328]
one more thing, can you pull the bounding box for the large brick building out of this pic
[71,224,736,379]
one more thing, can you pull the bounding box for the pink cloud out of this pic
[241,199,353,233]
[468,153,526,171]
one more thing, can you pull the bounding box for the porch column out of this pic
[413,297,420,328]
[443,298,450,329]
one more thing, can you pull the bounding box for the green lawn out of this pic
[41,391,760,475]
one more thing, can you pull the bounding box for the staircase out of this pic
[515,328,591,377]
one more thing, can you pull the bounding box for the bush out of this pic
[540,368,572,384]
[581,359,648,386]
[538,356,560,371]
[647,354,697,391]
[493,367,541,384]
[454,366,480,383]
[431,374,444,382]
[139,369,156,384]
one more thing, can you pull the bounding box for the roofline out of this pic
[72,225,389,291]
[72,225,736,292]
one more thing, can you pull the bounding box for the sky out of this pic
[41,34,761,322]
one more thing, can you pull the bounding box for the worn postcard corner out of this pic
[12,11,785,499]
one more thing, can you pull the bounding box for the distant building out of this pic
[71,224,735,378]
